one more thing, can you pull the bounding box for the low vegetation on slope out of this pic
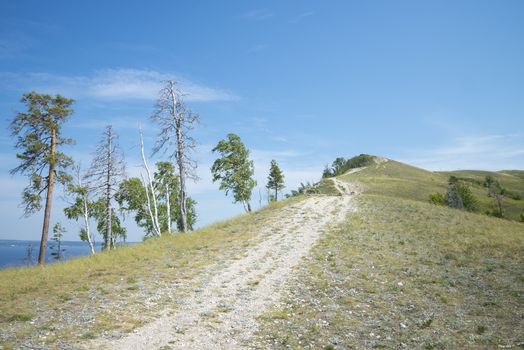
[337,159,524,221]
[255,194,524,349]
[0,198,300,349]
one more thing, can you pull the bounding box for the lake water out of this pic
[0,240,104,269]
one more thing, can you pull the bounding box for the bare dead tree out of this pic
[85,125,126,249]
[150,80,199,232]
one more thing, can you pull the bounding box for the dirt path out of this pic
[90,190,357,349]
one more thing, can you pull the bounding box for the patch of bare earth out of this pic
[88,189,357,349]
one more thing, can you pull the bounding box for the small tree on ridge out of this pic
[266,159,285,201]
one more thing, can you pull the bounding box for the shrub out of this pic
[445,180,478,212]
[520,213,524,223]
[505,190,522,201]
[429,193,445,206]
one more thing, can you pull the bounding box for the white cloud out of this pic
[0,69,238,102]
[398,134,524,171]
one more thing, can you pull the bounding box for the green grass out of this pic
[254,195,524,349]
[0,196,303,348]
[336,159,524,221]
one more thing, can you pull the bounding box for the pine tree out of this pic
[266,160,285,201]
[9,92,74,264]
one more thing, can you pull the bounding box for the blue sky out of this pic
[1,0,523,241]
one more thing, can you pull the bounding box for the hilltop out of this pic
[329,155,524,221]
[0,156,522,349]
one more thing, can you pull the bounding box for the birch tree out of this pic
[9,92,74,265]
[116,161,196,237]
[64,165,96,254]
[85,125,126,249]
[140,129,161,236]
[150,80,199,232]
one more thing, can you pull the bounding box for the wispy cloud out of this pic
[398,134,524,171]
[0,69,238,102]
[240,9,274,21]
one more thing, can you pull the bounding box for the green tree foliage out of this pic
[323,154,375,178]
[64,168,96,254]
[116,162,196,237]
[9,92,74,264]
[445,177,478,212]
[90,198,127,244]
[211,133,257,212]
[266,160,285,201]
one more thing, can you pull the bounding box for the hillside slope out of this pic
[1,157,522,350]
[336,158,524,221]
[253,159,523,349]
[0,186,358,349]
[254,194,524,349]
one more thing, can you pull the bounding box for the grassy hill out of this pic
[1,156,522,349]
[254,158,524,349]
[334,158,524,221]
[0,199,300,349]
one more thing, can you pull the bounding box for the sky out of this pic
[0,0,523,242]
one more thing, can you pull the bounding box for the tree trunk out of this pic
[275,188,278,201]
[247,202,252,212]
[179,165,187,231]
[78,171,95,255]
[176,119,188,232]
[38,129,57,265]
[105,131,112,250]
[140,130,161,236]
[166,184,171,234]
[83,193,95,254]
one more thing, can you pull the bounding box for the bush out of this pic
[505,190,522,201]
[429,193,445,206]
[445,181,478,212]
[520,213,524,223]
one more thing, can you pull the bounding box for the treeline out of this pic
[322,154,375,178]
[9,82,286,265]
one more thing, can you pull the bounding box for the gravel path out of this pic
[90,188,357,349]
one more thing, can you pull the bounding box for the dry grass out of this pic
[0,197,302,349]
[254,195,524,349]
[340,160,524,221]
